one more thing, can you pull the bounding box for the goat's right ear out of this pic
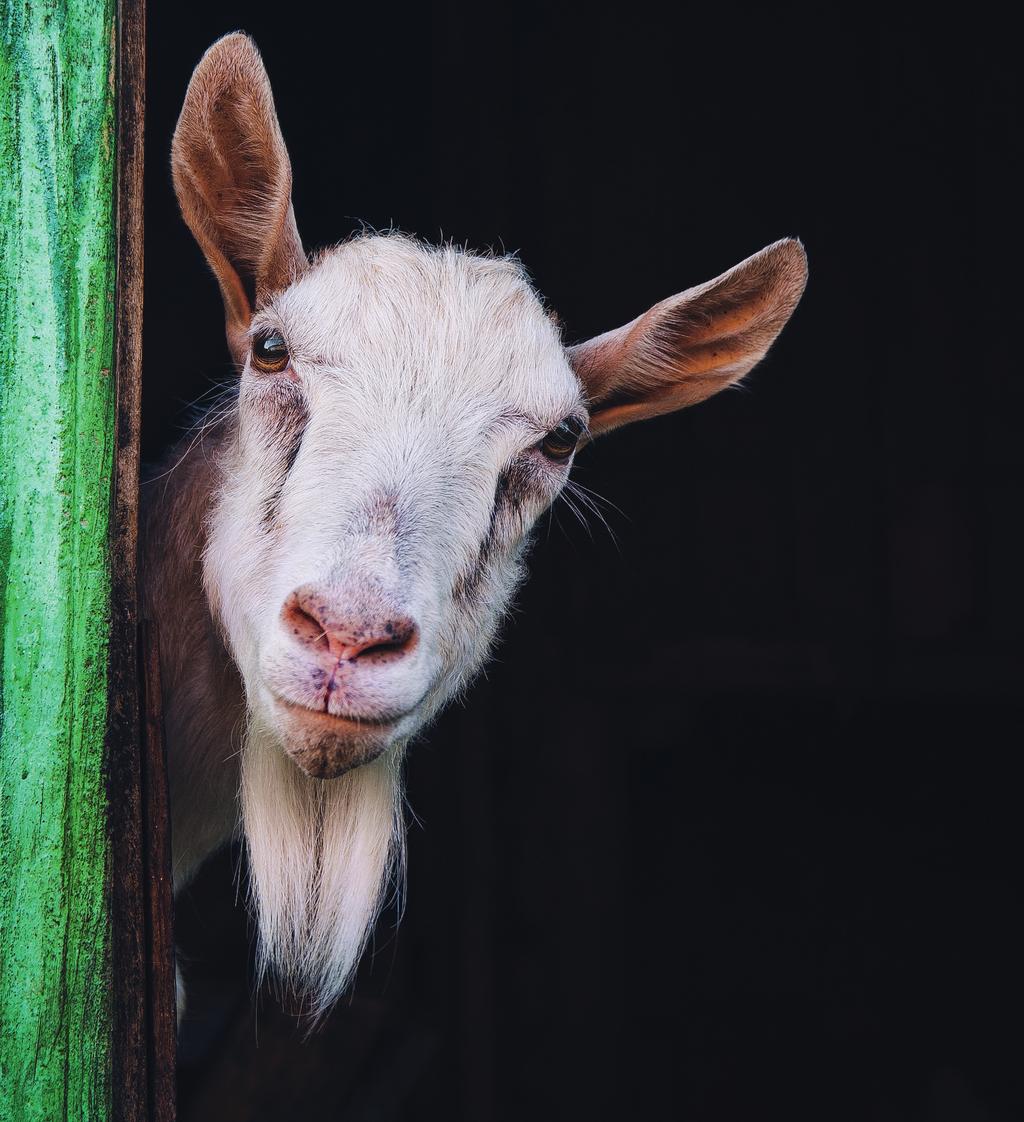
[172,33,306,363]
[570,239,808,437]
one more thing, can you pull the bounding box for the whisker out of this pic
[558,479,621,548]
[568,491,613,542]
[558,490,594,539]
[566,477,627,519]
[145,386,239,494]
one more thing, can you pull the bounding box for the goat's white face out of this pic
[205,239,585,778]
[171,33,807,1014]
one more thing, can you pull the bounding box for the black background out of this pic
[144,6,1024,1120]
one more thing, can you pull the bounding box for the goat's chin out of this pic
[269,698,397,779]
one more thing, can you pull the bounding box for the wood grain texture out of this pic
[0,2,118,1118]
[141,621,178,1122]
[108,0,150,1117]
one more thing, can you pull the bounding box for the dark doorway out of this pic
[144,7,1024,1119]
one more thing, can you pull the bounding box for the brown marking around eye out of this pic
[452,458,538,605]
[261,400,308,527]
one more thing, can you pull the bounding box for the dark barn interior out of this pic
[143,7,1023,1120]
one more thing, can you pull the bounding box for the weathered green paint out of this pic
[0,1,117,1117]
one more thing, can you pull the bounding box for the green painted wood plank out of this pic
[0,1,117,1118]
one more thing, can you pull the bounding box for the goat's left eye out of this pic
[251,330,290,373]
[539,417,584,463]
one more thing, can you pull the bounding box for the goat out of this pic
[142,32,808,1020]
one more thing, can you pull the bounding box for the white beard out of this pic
[239,716,404,1018]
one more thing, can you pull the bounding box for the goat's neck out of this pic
[141,429,243,889]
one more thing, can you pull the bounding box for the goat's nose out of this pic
[281,586,418,664]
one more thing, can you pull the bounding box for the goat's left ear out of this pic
[172,33,306,364]
[570,239,808,437]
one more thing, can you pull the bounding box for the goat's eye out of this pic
[539,416,584,463]
[251,330,290,373]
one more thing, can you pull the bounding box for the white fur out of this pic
[241,716,404,1016]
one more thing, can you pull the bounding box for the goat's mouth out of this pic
[274,698,405,729]
[269,696,410,779]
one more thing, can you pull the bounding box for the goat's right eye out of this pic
[539,416,584,463]
[251,330,290,373]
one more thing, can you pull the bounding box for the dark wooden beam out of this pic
[142,620,178,1121]
[108,2,178,1119]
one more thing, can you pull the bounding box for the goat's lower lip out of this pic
[272,697,405,731]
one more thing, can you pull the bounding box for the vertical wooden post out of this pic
[107,0,158,1118]
[0,1,158,1117]
[140,622,178,1122]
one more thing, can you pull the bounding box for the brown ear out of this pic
[569,238,808,437]
[172,33,306,362]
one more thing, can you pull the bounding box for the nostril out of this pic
[349,619,418,664]
[281,593,331,652]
